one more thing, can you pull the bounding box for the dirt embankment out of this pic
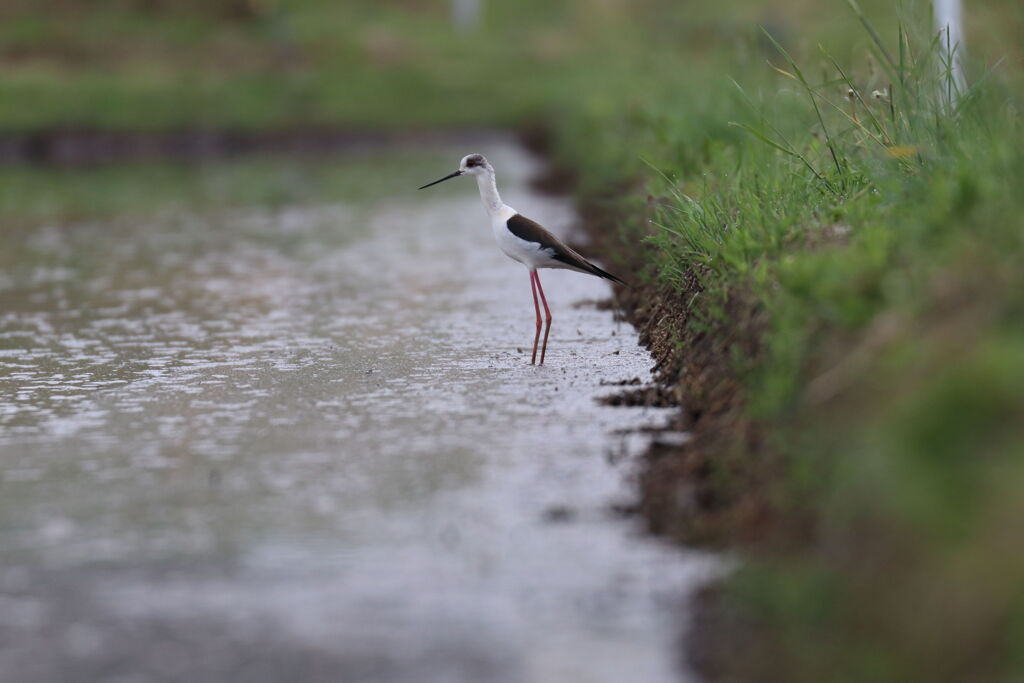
[524,128,777,550]
[589,207,777,546]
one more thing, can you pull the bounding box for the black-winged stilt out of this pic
[419,153,625,365]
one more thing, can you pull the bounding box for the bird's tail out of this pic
[585,261,628,287]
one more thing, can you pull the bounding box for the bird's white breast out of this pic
[490,206,553,269]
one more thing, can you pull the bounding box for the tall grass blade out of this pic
[728,122,833,191]
[760,27,846,185]
[845,0,897,73]
[820,46,892,145]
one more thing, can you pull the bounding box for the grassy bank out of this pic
[547,4,1024,681]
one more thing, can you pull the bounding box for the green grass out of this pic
[546,3,1024,681]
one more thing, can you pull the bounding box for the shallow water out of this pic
[0,143,716,682]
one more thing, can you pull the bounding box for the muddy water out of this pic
[0,144,716,683]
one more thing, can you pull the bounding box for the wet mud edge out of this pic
[522,126,778,681]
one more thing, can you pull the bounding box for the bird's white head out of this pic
[418,153,492,189]
[458,153,492,177]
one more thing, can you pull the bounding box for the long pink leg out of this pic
[529,270,542,365]
[534,270,553,365]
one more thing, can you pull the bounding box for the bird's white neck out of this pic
[476,171,505,217]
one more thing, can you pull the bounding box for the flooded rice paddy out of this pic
[0,142,716,682]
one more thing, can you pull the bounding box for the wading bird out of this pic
[419,154,625,365]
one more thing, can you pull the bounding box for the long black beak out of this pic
[418,170,462,190]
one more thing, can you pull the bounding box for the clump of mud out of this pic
[609,270,775,545]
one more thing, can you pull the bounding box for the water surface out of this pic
[0,143,715,682]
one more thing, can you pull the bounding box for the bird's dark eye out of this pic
[466,159,477,167]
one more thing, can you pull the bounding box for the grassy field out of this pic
[4,1,1024,680]
[0,0,669,131]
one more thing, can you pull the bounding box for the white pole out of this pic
[452,0,481,32]
[934,0,966,94]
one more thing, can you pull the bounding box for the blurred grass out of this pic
[0,0,905,131]
[0,0,665,130]
[3,1,1024,681]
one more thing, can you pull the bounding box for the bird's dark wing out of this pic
[506,214,626,285]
